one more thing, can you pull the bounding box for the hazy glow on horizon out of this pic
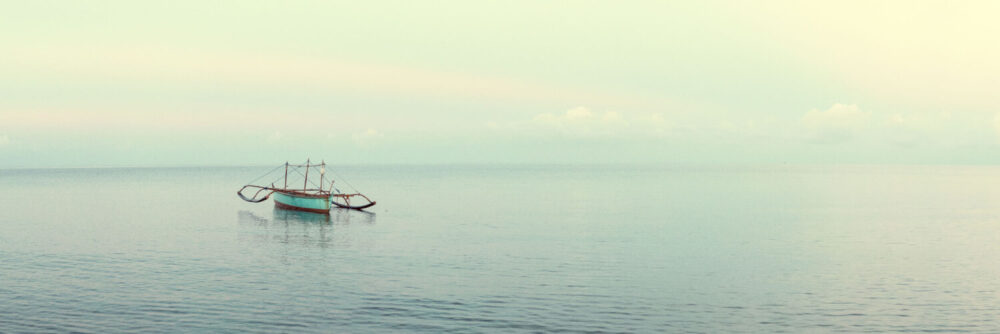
[2,1,999,167]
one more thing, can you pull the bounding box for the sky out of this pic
[1,1,999,168]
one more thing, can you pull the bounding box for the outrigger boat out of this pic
[237,160,376,213]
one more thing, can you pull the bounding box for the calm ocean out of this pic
[3,165,1000,332]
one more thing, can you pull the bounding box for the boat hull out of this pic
[273,191,331,214]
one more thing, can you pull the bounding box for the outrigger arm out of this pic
[237,185,277,203]
[331,193,377,210]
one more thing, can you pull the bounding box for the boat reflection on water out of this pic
[330,207,376,225]
[236,208,375,248]
[273,207,332,224]
[238,208,375,227]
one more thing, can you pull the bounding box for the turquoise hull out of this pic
[273,191,331,214]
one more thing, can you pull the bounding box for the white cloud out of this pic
[637,112,671,135]
[801,104,869,143]
[564,106,593,121]
[531,106,631,137]
[877,111,962,147]
[266,131,282,143]
[800,106,967,147]
[802,103,868,129]
[352,128,384,147]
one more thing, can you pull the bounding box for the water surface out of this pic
[3,165,1000,332]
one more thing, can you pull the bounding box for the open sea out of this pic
[3,164,1000,333]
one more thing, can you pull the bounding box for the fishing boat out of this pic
[237,160,376,213]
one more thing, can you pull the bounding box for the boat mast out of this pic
[284,162,289,189]
[303,158,310,190]
[319,160,325,193]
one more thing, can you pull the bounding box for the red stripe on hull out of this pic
[274,201,330,214]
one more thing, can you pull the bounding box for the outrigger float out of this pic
[237,160,376,213]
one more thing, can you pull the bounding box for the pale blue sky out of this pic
[1,1,998,167]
